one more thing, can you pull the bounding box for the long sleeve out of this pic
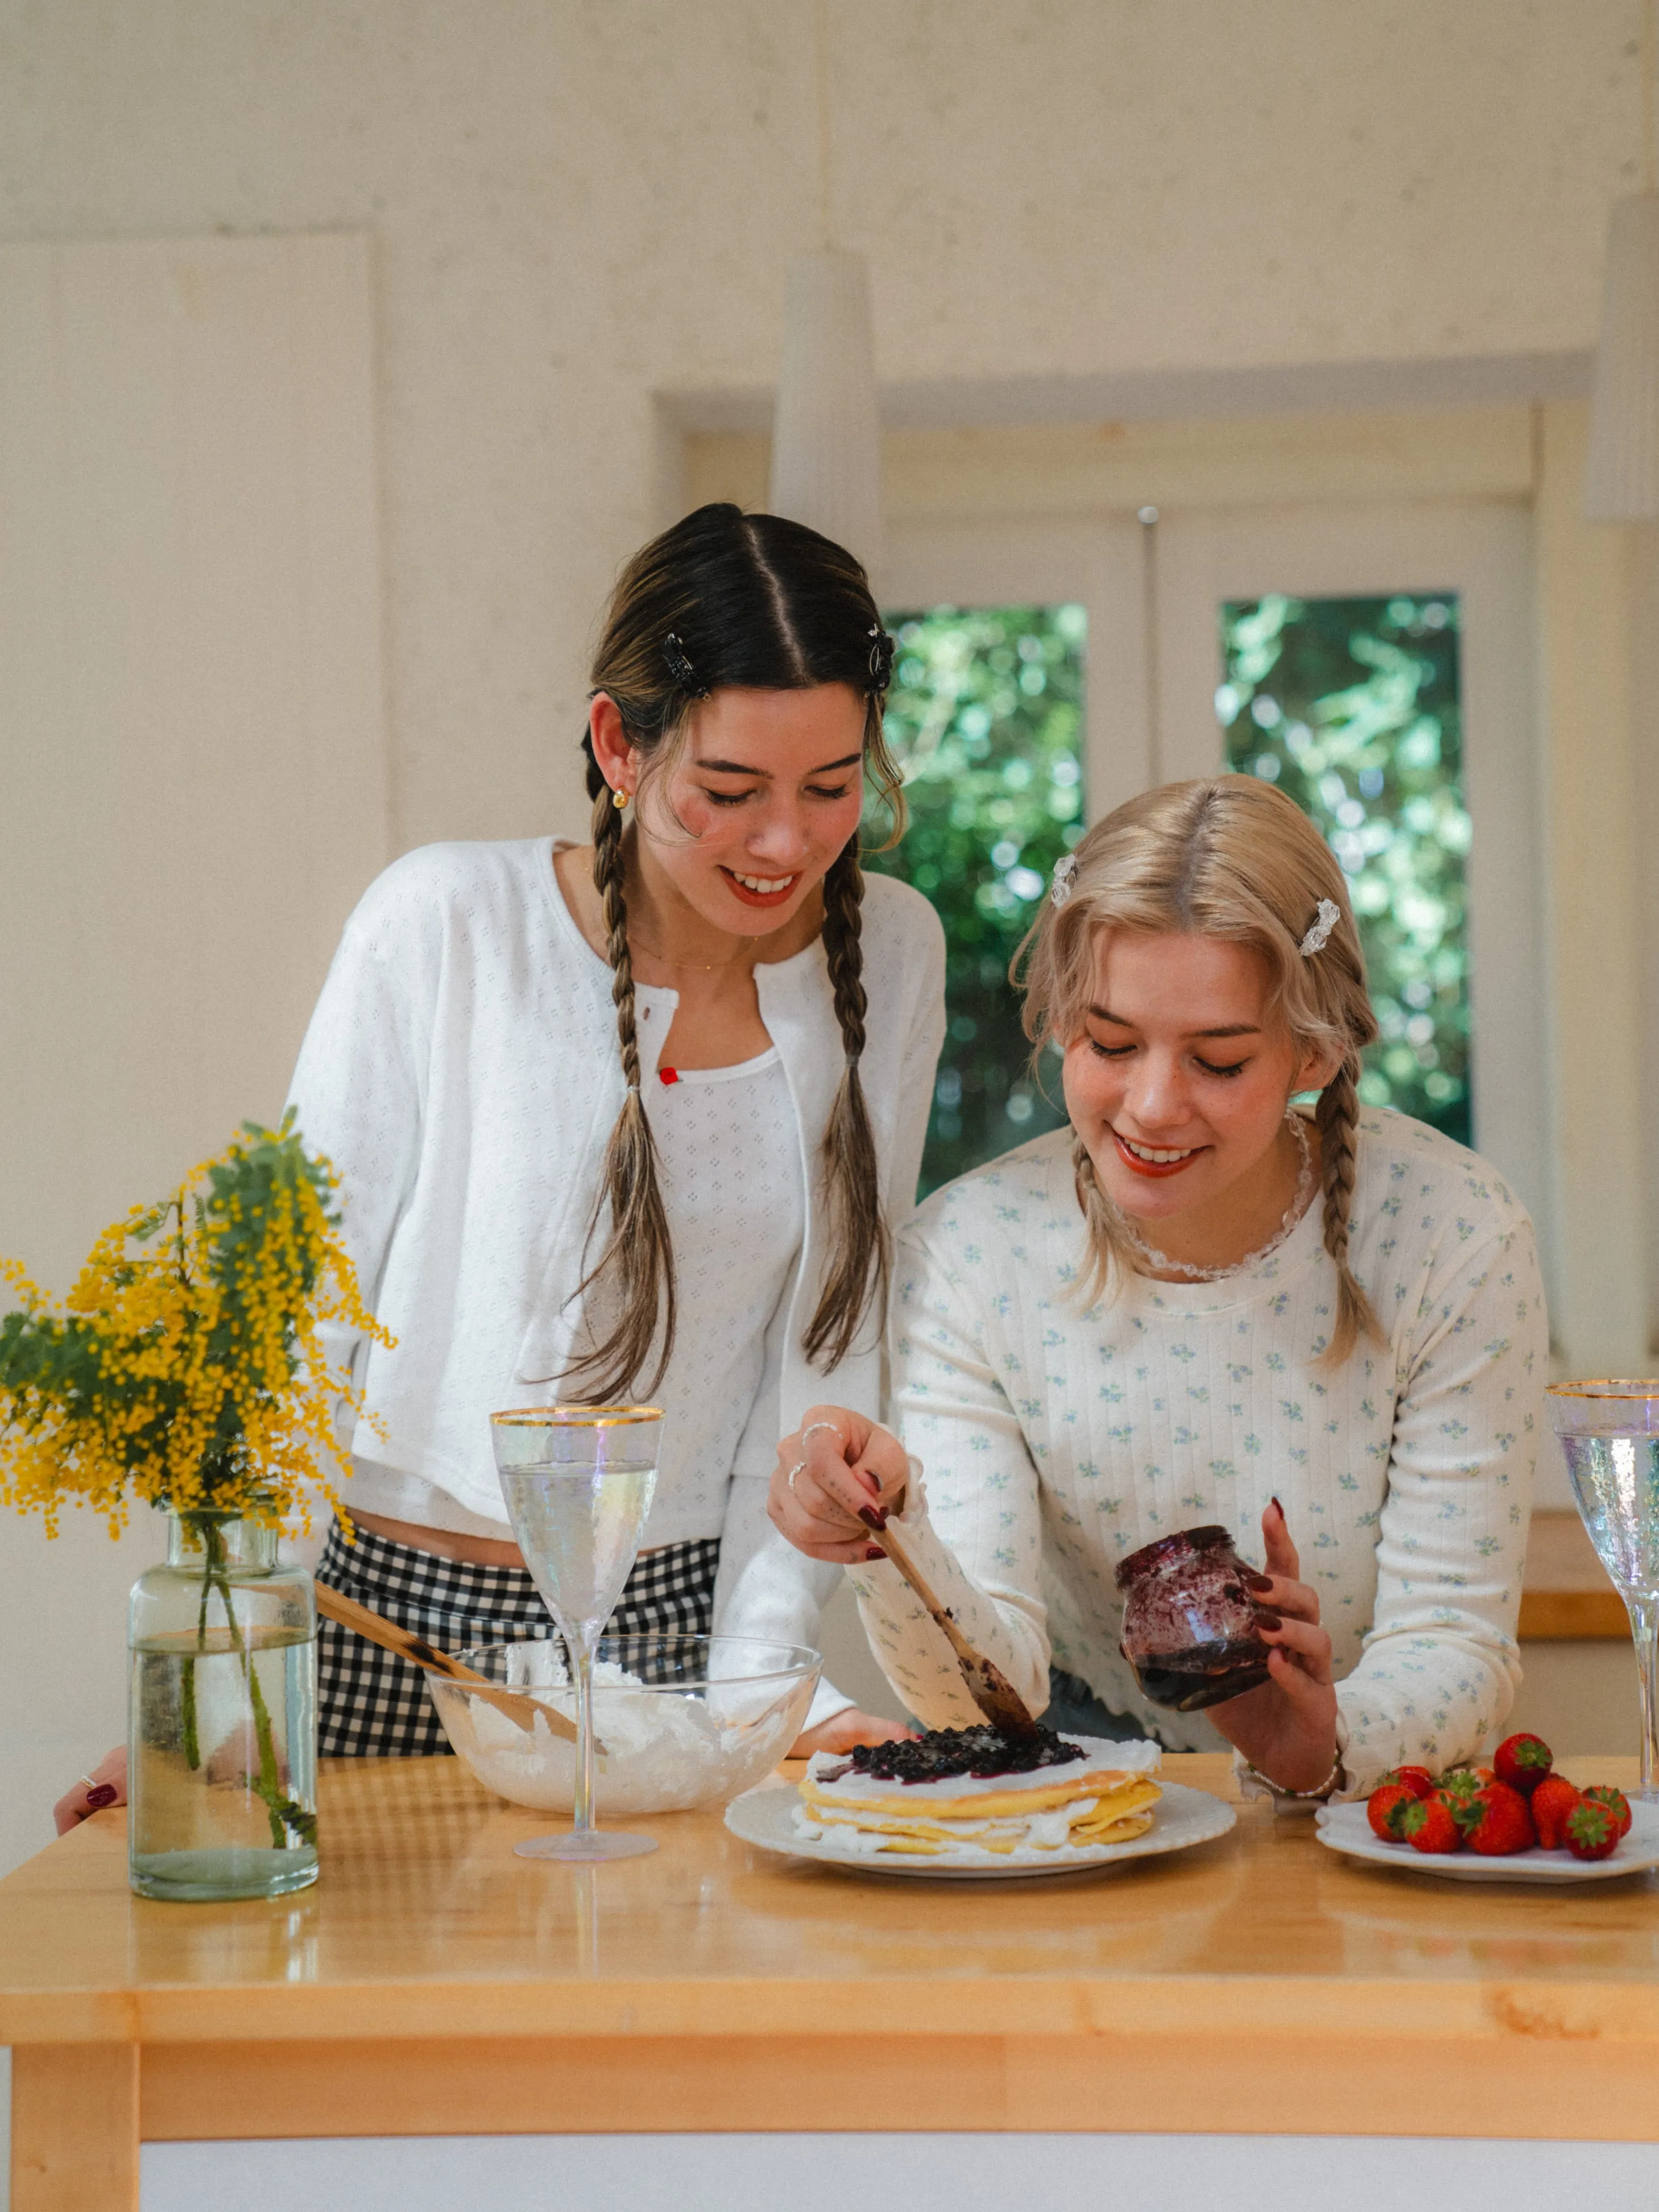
[846,1223,1056,1725]
[1331,1214,1544,1793]
[284,894,430,1459]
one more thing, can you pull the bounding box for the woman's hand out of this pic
[789,1708,915,1758]
[53,1745,126,1836]
[767,1404,910,1563]
[1205,1500,1340,1794]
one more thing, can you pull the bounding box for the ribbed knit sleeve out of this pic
[847,1235,1054,1724]
[284,864,432,1437]
[1337,1215,1541,1791]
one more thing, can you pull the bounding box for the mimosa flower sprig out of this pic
[0,1112,392,1536]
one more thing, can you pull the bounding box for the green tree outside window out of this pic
[1219,594,1471,1146]
[867,604,1086,1196]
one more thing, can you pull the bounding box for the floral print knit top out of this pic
[847,1108,1547,1798]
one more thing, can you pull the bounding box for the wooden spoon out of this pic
[867,1517,1044,1740]
[314,1579,582,1745]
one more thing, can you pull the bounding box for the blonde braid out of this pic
[1070,1132,1133,1310]
[1313,1057,1380,1365]
[561,785,677,1401]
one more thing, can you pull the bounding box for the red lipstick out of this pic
[721,867,801,909]
[1111,1127,1206,1179]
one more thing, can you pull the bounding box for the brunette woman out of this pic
[768,776,1545,1801]
[55,504,942,1824]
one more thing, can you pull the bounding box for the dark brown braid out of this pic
[804,840,890,1366]
[562,782,678,1401]
[1313,1053,1379,1365]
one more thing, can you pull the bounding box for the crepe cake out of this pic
[795,1724,1162,1859]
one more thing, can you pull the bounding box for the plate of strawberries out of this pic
[1317,1733,1659,1882]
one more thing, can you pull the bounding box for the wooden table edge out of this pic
[7,1971,1659,2046]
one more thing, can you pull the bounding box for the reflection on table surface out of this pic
[2,1753,1657,2035]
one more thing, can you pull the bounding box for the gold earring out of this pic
[613,788,629,811]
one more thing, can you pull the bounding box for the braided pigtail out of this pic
[1070,1132,1137,1310]
[804,839,890,1366]
[1313,1055,1381,1366]
[562,780,677,1401]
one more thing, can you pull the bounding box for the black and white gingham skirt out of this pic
[316,1518,721,1757]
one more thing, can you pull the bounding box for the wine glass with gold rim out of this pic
[490,1405,662,1861]
[1546,1380,1659,1801]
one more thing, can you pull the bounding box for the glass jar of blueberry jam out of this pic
[1115,1525,1273,1713]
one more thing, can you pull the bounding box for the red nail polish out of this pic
[858,1505,888,1530]
[86,1783,117,1811]
[864,1545,886,1562]
[1256,1612,1284,1631]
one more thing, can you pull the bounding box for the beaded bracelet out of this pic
[1244,1748,1346,1802]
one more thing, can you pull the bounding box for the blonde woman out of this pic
[768,776,1545,1801]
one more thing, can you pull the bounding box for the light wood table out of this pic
[5,1751,1659,2208]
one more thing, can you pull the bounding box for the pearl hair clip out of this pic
[1050,852,1079,909]
[1299,898,1341,958]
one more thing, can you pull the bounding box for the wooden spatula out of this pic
[867,1517,1044,1740]
[315,1579,581,1745]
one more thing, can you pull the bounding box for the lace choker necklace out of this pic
[1123,1113,1314,1284]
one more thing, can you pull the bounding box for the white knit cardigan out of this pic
[286,836,945,1703]
[848,1110,1547,1796]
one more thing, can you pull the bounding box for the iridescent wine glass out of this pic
[1546,1380,1659,1800]
[490,1405,661,1861]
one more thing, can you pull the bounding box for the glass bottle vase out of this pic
[128,1509,318,1901]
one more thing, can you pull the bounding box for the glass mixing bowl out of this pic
[426,1632,821,1815]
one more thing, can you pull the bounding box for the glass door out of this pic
[1151,503,1550,1294]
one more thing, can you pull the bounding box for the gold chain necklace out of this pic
[626,935,756,974]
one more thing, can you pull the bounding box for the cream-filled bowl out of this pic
[427,1633,821,1815]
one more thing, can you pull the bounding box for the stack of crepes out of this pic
[794,1732,1162,1861]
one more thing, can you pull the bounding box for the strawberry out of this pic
[1530,1773,1582,1850]
[1382,1765,1435,1800]
[1439,1763,1496,1793]
[1367,1783,1418,1840]
[1454,1781,1536,1857]
[1493,1733,1553,1797]
[1435,1767,1484,1807]
[1580,1784,1633,1841]
[1400,1794,1462,1854]
[1565,1799,1621,1861]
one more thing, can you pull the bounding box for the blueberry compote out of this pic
[828,1724,1086,1787]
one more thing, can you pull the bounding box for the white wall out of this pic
[0,0,1641,855]
[0,233,387,1882]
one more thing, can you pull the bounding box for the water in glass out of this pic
[491,1406,662,1861]
[1548,1382,1659,1800]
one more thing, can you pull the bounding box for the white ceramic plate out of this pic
[725,1774,1235,1882]
[1316,1796,1659,1883]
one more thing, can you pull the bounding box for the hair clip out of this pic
[1050,852,1079,909]
[663,632,710,698]
[1298,898,1341,958]
[867,624,896,689]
